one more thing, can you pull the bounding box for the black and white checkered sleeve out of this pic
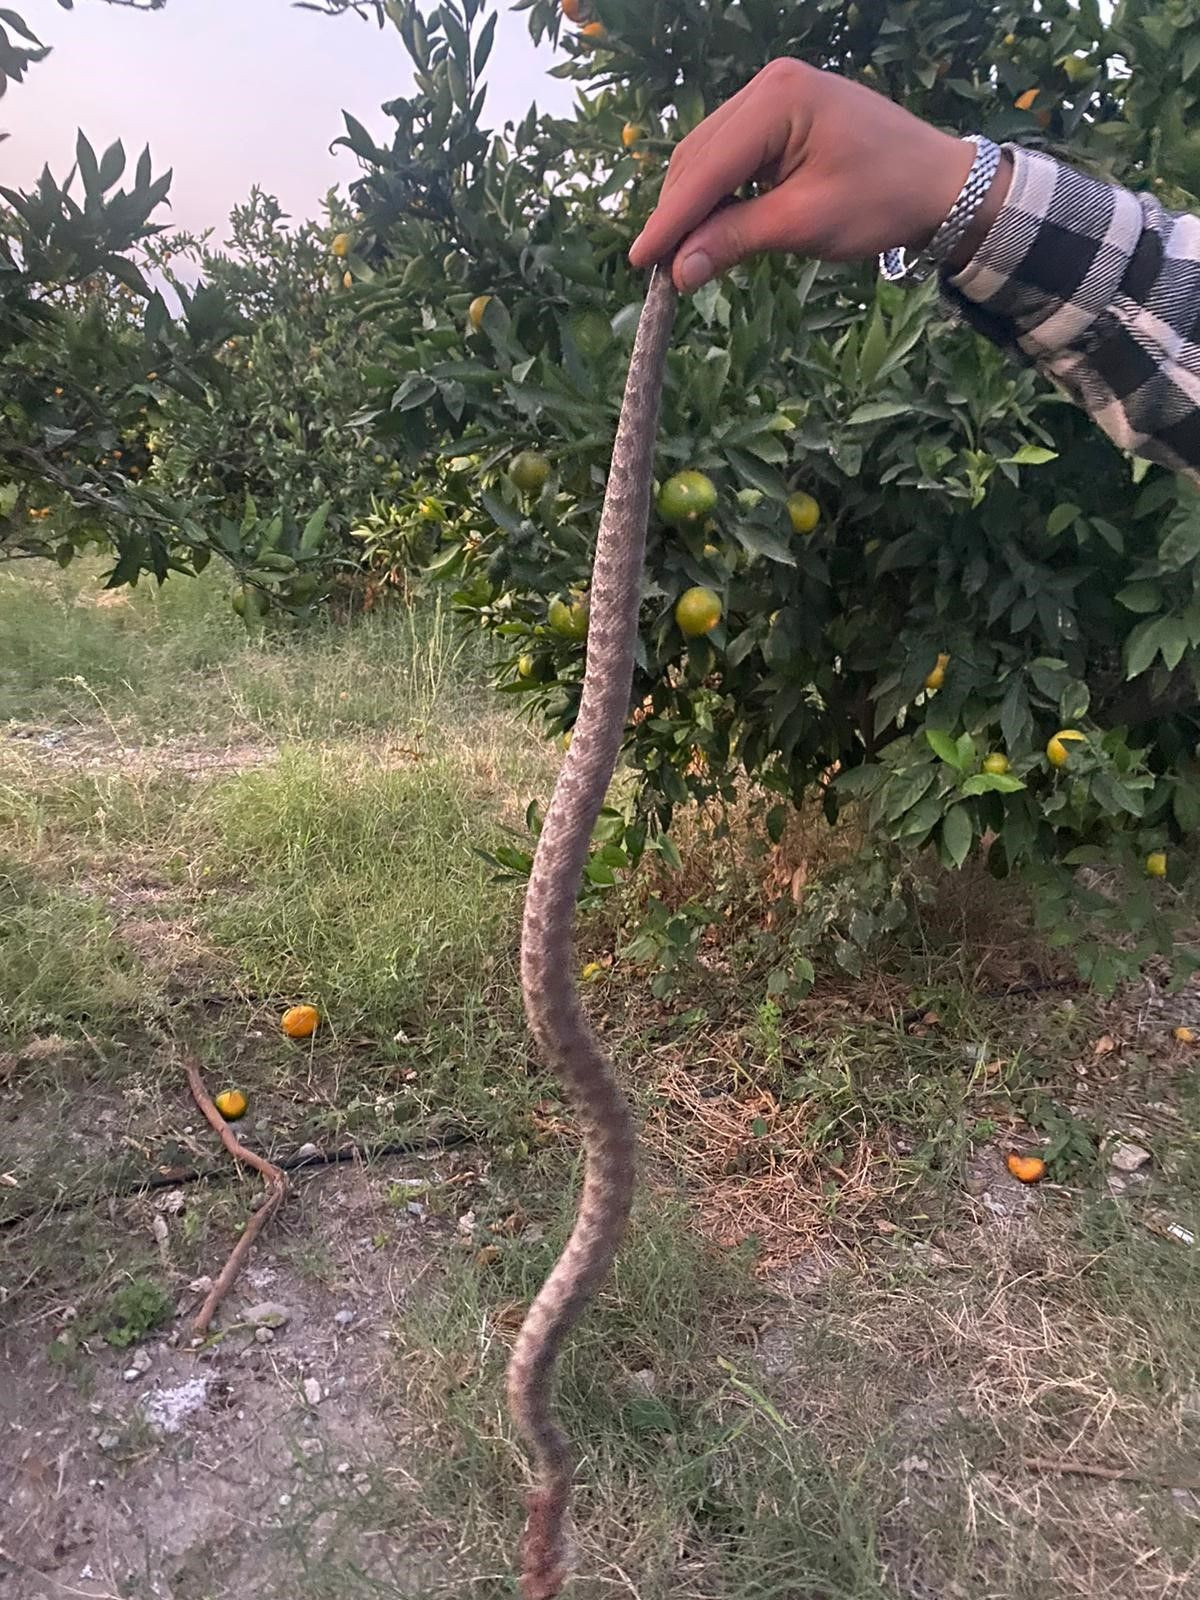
[941,145,1200,482]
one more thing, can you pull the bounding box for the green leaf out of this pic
[1045,502,1080,538]
[926,727,966,769]
[731,522,796,567]
[1004,444,1058,466]
[845,400,911,426]
[941,804,973,868]
[960,771,1025,795]
[1115,581,1163,614]
[1124,616,1165,678]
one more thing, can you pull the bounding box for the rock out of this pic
[1110,1140,1151,1173]
[254,1326,275,1345]
[140,1378,209,1436]
[242,1300,291,1329]
[456,1209,477,1237]
[294,1142,320,1161]
[333,1308,355,1328]
[303,1376,323,1406]
[97,1429,121,1452]
[630,1368,656,1394]
[188,1275,214,1296]
[122,1347,153,1381]
[406,1200,426,1220]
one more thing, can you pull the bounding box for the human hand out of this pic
[629,59,1009,291]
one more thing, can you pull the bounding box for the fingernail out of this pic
[629,230,645,259]
[677,249,713,291]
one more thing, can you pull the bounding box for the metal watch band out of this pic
[879,135,1002,283]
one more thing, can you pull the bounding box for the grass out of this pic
[2,559,1199,1600]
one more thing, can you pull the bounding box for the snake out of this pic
[506,256,679,1600]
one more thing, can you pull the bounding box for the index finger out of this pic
[629,98,786,270]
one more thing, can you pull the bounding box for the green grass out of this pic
[0,558,492,741]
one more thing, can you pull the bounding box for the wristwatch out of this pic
[879,134,1003,282]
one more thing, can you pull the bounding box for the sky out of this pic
[4,0,576,237]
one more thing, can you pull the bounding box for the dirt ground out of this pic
[2,1158,450,1600]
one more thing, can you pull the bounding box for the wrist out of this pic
[944,148,1013,271]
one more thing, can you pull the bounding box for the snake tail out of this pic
[506,261,678,1600]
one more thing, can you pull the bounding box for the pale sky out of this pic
[4,0,575,236]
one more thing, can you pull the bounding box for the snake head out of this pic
[519,1487,571,1600]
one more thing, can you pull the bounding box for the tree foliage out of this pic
[331,0,1200,985]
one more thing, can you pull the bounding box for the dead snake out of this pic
[506,258,678,1600]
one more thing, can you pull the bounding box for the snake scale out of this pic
[506,257,679,1600]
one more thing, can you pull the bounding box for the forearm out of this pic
[941,146,1200,483]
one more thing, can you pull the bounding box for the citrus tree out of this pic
[324,0,1200,988]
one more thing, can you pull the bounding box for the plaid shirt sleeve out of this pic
[940,145,1200,483]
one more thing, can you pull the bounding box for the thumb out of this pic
[672,188,799,291]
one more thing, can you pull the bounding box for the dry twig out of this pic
[183,1055,288,1337]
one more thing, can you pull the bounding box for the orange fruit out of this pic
[621,122,643,148]
[982,752,1010,775]
[579,20,606,40]
[214,1089,248,1121]
[548,596,589,640]
[282,1004,320,1039]
[674,586,722,638]
[331,232,351,258]
[1173,1026,1196,1044]
[1006,1152,1046,1184]
[508,451,550,494]
[561,0,588,18]
[342,270,353,289]
[1015,88,1039,110]
[1146,850,1167,879]
[657,470,717,526]
[468,294,493,331]
[1046,729,1086,768]
[924,652,950,692]
[786,491,820,534]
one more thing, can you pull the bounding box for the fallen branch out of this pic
[1021,1454,1200,1493]
[184,1054,288,1339]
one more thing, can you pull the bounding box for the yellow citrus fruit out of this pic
[674,585,722,638]
[331,232,351,258]
[559,729,574,751]
[924,652,950,692]
[1146,850,1167,879]
[786,491,821,534]
[468,294,493,331]
[508,451,551,494]
[621,122,643,148]
[214,1089,248,1121]
[1006,1151,1046,1184]
[982,752,1010,775]
[282,1004,320,1039]
[581,961,604,981]
[657,470,717,525]
[418,498,441,521]
[1173,1026,1196,1044]
[1003,31,1016,45]
[342,270,353,289]
[517,653,538,682]
[548,596,589,640]
[1046,729,1086,768]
